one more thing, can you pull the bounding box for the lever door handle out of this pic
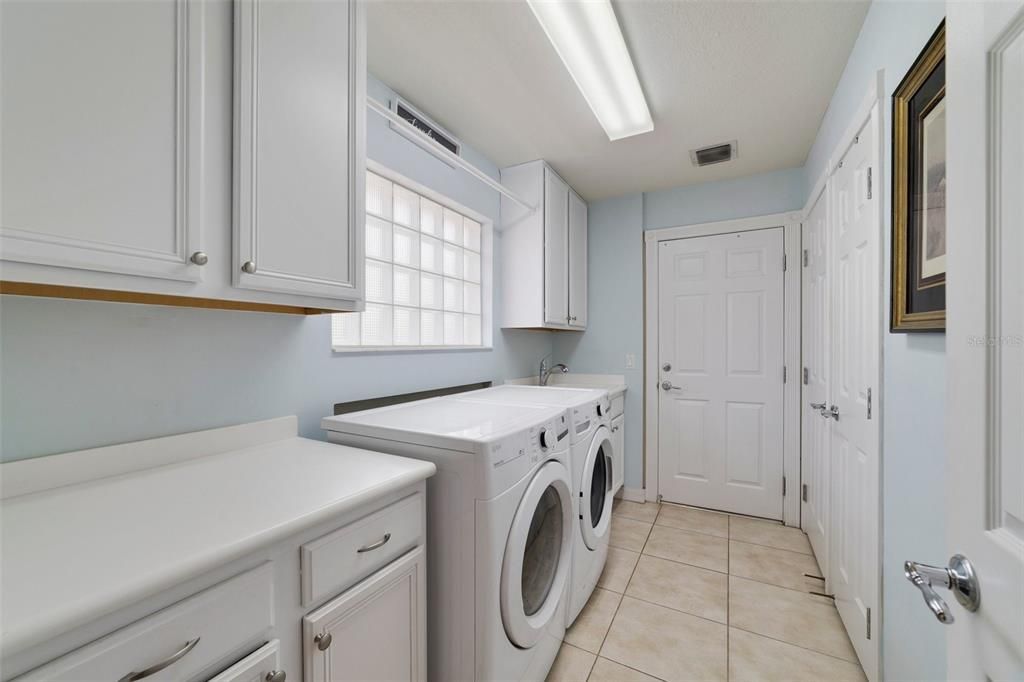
[809,401,827,411]
[661,381,683,392]
[903,554,981,625]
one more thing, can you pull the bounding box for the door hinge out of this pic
[802,367,809,385]
[866,607,872,640]
[802,249,809,267]
[867,387,872,420]
[783,366,787,383]
[782,476,787,496]
[866,167,873,200]
[802,483,808,502]
[783,253,788,271]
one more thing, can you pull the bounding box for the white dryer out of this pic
[459,386,615,626]
[322,395,574,682]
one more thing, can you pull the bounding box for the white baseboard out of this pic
[617,486,646,503]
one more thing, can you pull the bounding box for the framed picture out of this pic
[892,20,946,332]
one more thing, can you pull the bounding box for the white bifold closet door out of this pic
[830,117,880,677]
[801,186,830,575]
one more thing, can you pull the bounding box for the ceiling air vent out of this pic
[690,141,738,167]
[391,97,461,157]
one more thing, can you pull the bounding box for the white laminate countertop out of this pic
[506,373,628,397]
[0,433,435,657]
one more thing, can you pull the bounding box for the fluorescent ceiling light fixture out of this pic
[527,0,653,141]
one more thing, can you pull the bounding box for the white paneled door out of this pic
[657,229,785,519]
[943,2,1024,677]
[801,187,830,573]
[828,111,880,677]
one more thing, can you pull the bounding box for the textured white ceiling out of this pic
[368,0,870,200]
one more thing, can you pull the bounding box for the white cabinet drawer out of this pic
[209,640,281,682]
[301,493,423,606]
[610,394,624,419]
[17,564,274,682]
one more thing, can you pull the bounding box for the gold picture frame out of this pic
[892,21,946,332]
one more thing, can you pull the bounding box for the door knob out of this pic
[241,260,257,274]
[662,363,672,372]
[661,381,683,391]
[904,554,981,624]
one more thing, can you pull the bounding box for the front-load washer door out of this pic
[580,426,614,550]
[500,460,573,649]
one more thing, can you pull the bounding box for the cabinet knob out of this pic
[241,260,257,274]
[265,671,286,682]
[314,632,333,651]
[190,251,208,266]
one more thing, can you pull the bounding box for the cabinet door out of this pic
[568,191,588,329]
[303,548,425,682]
[209,640,282,682]
[543,168,569,326]
[0,0,204,282]
[611,415,624,494]
[234,0,365,306]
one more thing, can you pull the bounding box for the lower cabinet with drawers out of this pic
[9,485,428,682]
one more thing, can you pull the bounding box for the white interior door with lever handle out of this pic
[926,3,1024,677]
[657,228,785,519]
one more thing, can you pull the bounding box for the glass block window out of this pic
[333,170,486,349]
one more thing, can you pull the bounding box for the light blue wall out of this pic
[804,3,947,680]
[553,169,806,490]
[0,75,553,461]
[644,167,806,231]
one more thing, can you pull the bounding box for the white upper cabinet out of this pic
[0,0,366,314]
[0,0,205,283]
[568,190,588,329]
[233,0,365,306]
[500,161,587,330]
[543,169,570,327]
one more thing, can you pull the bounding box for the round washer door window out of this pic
[501,461,572,649]
[580,426,614,550]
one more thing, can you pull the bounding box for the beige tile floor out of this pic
[547,500,866,682]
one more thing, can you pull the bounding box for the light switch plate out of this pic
[625,353,636,369]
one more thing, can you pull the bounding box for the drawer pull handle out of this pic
[119,637,200,681]
[357,532,391,553]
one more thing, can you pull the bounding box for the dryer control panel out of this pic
[480,412,570,498]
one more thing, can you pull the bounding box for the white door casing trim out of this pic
[643,211,802,527]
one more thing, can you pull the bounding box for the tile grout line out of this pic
[593,504,659,674]
[726,623,864,667]
[728,536,816,559]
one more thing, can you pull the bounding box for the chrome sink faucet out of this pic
[539,356,569,386]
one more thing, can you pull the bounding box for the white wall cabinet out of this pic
[500,161,588,330]
[303,548,426,682]
[0,0,365,314]
[233,0,365,305]
[0,0,206,284]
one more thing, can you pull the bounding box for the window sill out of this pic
[331,344,493,356]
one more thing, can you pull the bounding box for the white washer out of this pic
[322,396,574,682]
[459,386,615,626]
